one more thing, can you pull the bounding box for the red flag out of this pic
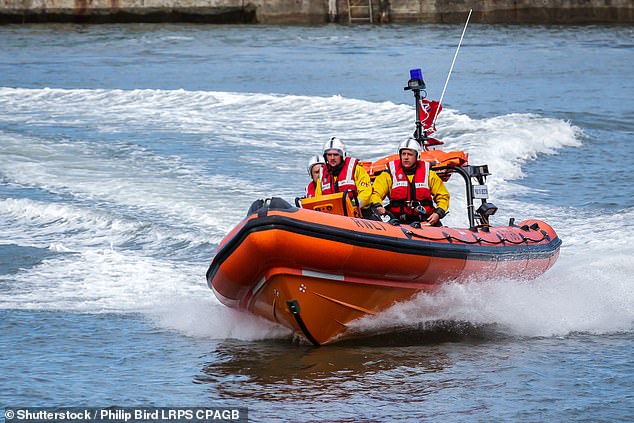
[418,99,442,134]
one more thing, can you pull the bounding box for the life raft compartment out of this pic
[360,150,469,182]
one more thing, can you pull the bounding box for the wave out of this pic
[0,245,289,341]
[0,130,254,235]
[0,197,218,258]
[349,246,634,338]
[0,86,581,200]
[0,86,579,164]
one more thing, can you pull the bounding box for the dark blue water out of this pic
[1,24,633,421]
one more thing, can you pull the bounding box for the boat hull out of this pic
[207,203,561,345]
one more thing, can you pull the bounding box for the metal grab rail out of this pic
[432,164,495,230]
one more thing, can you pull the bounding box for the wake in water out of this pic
[1,87,631,342]
[349,248,634,340]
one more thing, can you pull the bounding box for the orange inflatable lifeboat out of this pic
[206,161,561,345]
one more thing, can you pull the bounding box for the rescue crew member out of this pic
[305,154,325,198]
[316,136,372,213]
[370,138,450,226]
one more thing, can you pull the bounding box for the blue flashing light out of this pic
[410,68,423,81]
[405,68,425,90]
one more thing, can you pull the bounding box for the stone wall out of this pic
[0,0,259,23]
[0,0,632,24]
[384,0,634,24]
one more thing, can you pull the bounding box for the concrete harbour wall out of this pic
[1,0,632,24]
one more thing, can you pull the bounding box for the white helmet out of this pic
[306,154,325,176]
[323,136,347,158]
[398,137,423,155]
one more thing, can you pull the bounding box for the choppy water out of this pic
[1,24,633,421]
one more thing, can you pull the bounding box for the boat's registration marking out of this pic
[302,270,345,281]
[351,218,386,231]
[473,184,489,199]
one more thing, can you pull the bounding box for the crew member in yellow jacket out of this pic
[370,138,450,226]
[316,137,372,214]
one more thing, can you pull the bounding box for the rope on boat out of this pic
[405,228,548,245]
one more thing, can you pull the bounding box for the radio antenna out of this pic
[432,9,472,129]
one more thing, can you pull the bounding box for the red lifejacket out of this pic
[320,157,358,195]
[305,181,316,198]
[387,159,435,219]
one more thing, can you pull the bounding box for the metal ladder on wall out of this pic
[347,0,373,24]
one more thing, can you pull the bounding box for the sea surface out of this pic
[1,23,633,422]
